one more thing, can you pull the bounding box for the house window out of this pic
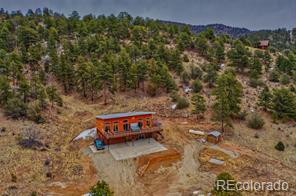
[104,123,111,133]
[138,118,143,129]
[146,118,151,127]
[123,120,129,132]
[113,122,119,133]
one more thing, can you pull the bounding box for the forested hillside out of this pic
[0,8,296,124]
[242,28,296,52]
[162,20,251,38]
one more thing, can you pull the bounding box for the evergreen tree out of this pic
[257,86,273,111]
[213,71,243,132]
[117,49,131,91]
[249,57,263,79]
[213,41,225,63]
[75,57,92,98]
[0,25,15,52]
[46,85,63,107]
[18,77,31,103]
[227,40,251,72]
[90,180,113,196]
[271,88,296,120]
[97,62,113,105]
[192,79,203,93]
[58,53,75,93]
[191,93,206,118]
[204,64,218,88]
[195,35,209,57]
[0,76,11,105]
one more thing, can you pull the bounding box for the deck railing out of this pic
[101,125,163,140]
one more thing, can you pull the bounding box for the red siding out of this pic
[96,114,154,144]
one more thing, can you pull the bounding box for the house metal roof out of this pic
[208,131,222,137]
[96,112,155,120]
[259,40,269,46]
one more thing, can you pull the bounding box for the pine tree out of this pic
[18,77,31,103]
[257,86,272,111]
[7,51,23,87]
[213,71,243,132]
[117,49,131,91]
[192,79,203,93]
[75,57,92,98]
[0,76,11,105]
[271,88,296,120]
[191,93,206,119]
[0,25,15,52]
[195,35,209,57]
[46,85,63,107]
[227,40,250,73]
[214,41,225,63]
[97,62,113,105]
[204,64,218,88]
[159,64,176,93]
[250,57,263,79]
[58,53,75,93]
[129,63,138,91]
[136,60,147,90]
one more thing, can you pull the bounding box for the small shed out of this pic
[206,131,223,144]
[258,40,269,49]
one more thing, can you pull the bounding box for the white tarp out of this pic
[74,128,97,141]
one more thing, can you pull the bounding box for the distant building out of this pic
[258,40,269,50]
[96,112,163,145]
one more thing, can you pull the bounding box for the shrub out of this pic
[249,78,264,88]
[146,83,157,97]
[280,74,290,85]
[170,91,180,102]
[192,80,203,93]
[4,97,27,119]
[18,125,44,150]
[247,113,265,129]
[181,71,190,85]
[212,172,242,196]
[27,102,45,124]
[31,192,37,196]
[176,97,189,109]
[275,141,285,151]
[269,69,280,82]
[189,65,203,80]
[183,54,189,62]
[90,180,113,196]
[236,110,247,120]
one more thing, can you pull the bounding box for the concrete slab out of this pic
[89,145,105,153]
[108,138,167,161]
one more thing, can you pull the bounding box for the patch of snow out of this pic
[171,104,177,110]
[219,63,225,69]
[74,128,97,141]
[184,87,192,93]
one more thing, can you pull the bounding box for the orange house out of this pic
[96,112,162,145]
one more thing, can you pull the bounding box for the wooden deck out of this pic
[101,126,163,140]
